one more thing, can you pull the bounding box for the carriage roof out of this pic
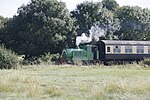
[101,40,150,45]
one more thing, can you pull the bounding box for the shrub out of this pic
[0,45,18,69]
[141,58,150,67]
[39,53,61,65]
[22,57,41,65]
[40,52,52,63]
[22,52,54,65]
[50,53,60,62]
[22,53,60,65]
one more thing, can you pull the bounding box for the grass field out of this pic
[0,64,150,100]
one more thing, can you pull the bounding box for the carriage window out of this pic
[125,46,132,53]
[113,46,121,53]
[148,46,150,53]
[107,47,110,52]
[137,46,144,53]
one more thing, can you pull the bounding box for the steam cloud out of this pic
[76,22,120,46]
[75,26,106,46]
[76,33,92,46]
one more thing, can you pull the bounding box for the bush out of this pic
[22,52,56,65]
[40,53,60,64]
[51,53,60,62]
[141,58,150,67]
[40,52,52,63]
[0,45,18,69]
[22,53,61,65]
[22,57,41,65]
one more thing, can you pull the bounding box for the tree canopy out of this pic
[101,0,119,11]
[1,0,74,57]
[116,6,150,40]
[0,16,9,28]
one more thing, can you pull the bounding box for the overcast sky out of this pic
[0,0,150,18]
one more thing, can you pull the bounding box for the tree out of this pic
[1,0,74,57]
[101,0,119,11]
[116,6,150,40]
[0,16,9,28]
[71,1,120,39]
[0,16,9,44]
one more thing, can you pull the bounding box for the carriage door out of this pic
[92,46,98,60]
[97,41,105,60]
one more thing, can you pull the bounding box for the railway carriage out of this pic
[61,40,150,64]
[98,40,150,61]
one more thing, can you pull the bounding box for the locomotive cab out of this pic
[78,44,99,61]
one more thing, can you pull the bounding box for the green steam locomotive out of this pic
[61,44,99,64]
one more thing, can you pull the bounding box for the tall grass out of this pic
[0,82,14,93]
[44,85,64,97]
[0,64,150,99]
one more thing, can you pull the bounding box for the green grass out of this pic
[0,64,150,99]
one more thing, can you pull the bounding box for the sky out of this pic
[0,0,150,18]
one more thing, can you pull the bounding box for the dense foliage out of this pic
[0,16,9,28]
[101,0,119,11]
[116,6,150,40]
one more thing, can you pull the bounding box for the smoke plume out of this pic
[75,27,105,46]
[76,33,92,46]
[76,22,120,46]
